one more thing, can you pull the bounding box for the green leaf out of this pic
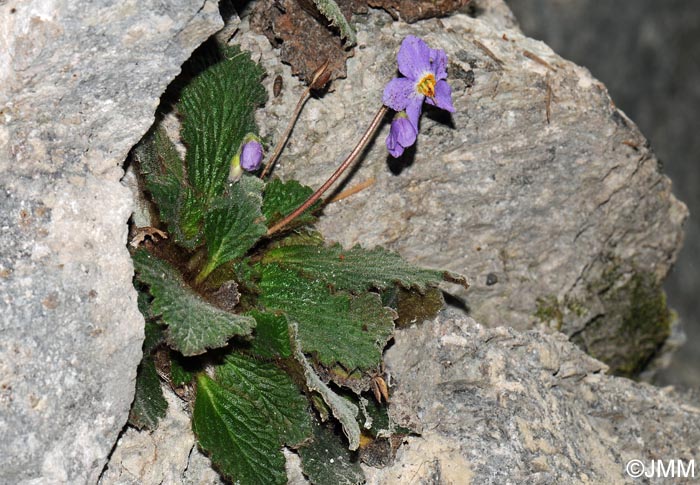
[248,310,292,359]
[290,323,361,450]
[134,127,204,248]
[193,374,287,485]
[311,0,357,45]
[129,355,167,430]
[262,178,318,228]
[215,353,311,446]
[193,352,312,484]
[142,319,165,354]
[263,243,452,293]
[259,264,395,371]
[133,249,255,356]
[170,352,197,387]
[179,46,266,204]
[299,419,365,485]
[198,175,267,283]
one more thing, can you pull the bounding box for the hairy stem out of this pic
[267,105,389,236]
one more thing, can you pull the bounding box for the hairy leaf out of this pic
[263,243,451,293]
[215,352,311,446]
[193,352,312,484]
[193,374,287,485]
[142,319,165,354]
[133,249,255,356]
[259,264,395,371]
[199,175,267,281]
[179,46,266,204]
[299,419,365,485]
[129,355,167,430]
[134,127,203,248]
[262,177,318,228]
[248,310,292,359]
[312,0,357,45]
[290,323,361,450]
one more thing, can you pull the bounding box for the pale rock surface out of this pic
[365,312,700,484]
[0,0,222,483]
[99,388,221,485]
[237,1,687,373]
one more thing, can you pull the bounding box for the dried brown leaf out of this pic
[250,0,361,83]
[368,0,470,23]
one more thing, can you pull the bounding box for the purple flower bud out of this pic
[386,115,417,158]
[240,140,263,171]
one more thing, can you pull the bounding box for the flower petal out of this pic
[382,77,415,111]
[386,127,398,151]
[394,118,417,148]
[405,96,424,130]
[426,80,455,113]
[430,48,448,80]
[397,35,432,80]
[386,133,405,158]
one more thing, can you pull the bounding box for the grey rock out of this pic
[364,313,700,484]
[236,2,687,373]
[99,388,222,485]
[508,0,700,393]
[0,0,222,483]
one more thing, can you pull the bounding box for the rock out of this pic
[508,0,700,393]
[0,0,222,482]
[99,388,222,485]
[235,0,687,374]
[364,312,700,483]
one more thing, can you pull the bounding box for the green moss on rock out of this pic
[571,272,672,377]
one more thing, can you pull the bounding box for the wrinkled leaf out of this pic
[179,46,266,204]
[299,419,365,485]
[193,352,312,484]
[215,352,311,446]
[260,264,395,371]
[263,243,453,293]
[262,177,318,228]
[129,355,167,430]
[133,249,255,356]
[248,310,293,359]
[142,319,165,354]
[193,374,287,485]
[134,127,204,249]
[200,175,267,281]
[290,322,360,450]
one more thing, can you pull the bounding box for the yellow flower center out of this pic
[416,73,436,97]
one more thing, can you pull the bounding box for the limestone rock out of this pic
[0,0,222,482]
[99,388,221,485]
[236,1,687,374]
[364,313,700,483]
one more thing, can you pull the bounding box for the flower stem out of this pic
[260,85,312,179]
[266,105,389,236]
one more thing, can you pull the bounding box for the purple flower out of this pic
[240,140,263,171]
[386,113,417,158]
[382,35,455,129]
